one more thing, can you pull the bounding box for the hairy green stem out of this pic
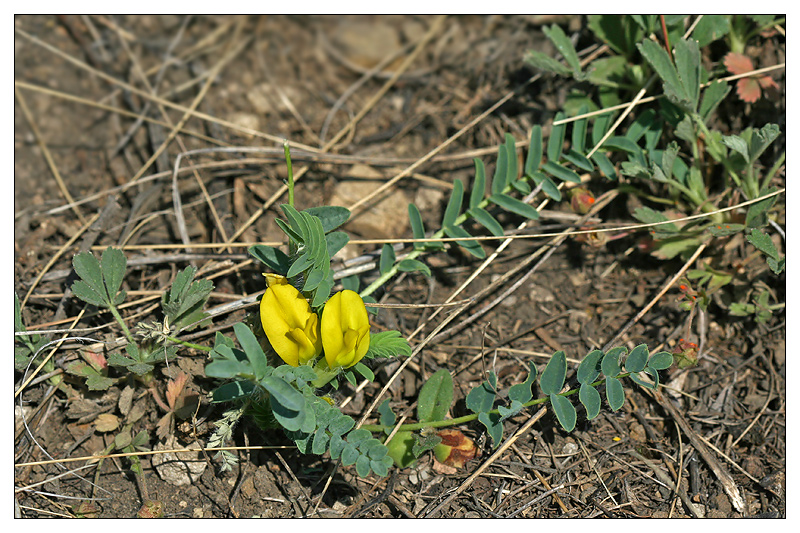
[108,305,134,344]
[165,336,212,352]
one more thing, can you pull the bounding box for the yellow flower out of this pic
[260,275,322,366]
[321,290,371,369]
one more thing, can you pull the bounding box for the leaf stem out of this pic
[165,336,212,352]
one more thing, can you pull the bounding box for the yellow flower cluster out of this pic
[260,275,370,369]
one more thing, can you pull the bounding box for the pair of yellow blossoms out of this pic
[260,275,370,369]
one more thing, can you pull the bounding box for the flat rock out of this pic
[329,180,409,239]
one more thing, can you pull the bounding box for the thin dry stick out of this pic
[652,389,746,513]
[14,85,86,225]
[423,407,548,517]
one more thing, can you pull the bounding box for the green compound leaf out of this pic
[353,361,374,382]
[508,361,538,404]
[466,371,497,414]
[443,225,485,258]
[577,349,604,384]
[504,133,518,185]
[417,369,453,423]
[380,244,396,275]
[605,376,625,411]
[548,112,566,162]
[563,149,594,173]
[550,393,577,432]
[525,125,543,176]
[263,375,308,431]
[492,140,509,195]
[579,382,602,420]
[329,414,355,437]
[531,172,562,201]
[233,323,268,381]
[470,158,487,209]
[542,161,582,183]
[210,380,256,403]
[489,193,540,220]
[478,411,504,447]
[303,206,350,233]
[540,350,567,396]
[602,347,626,377]
[469,206,504,237]
[625,344,649,373]
[645,367,660,389]
[248,245,290,275]
[571,104,589,153]
[325,231,349,258]
[378,398,396,433]
[442,179,464,229]
[498,399,525,421]
[629,371,656,390]
[647,351,674,370]
[524,49,572,77]
[397,259,432,277]
[364,330,411,359]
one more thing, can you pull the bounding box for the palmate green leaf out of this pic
[380,244,396,275]
[412,431,442,458]
[749,124,781,163]
[692,14,731,47]
[442,179,464,229]
[71,280,108,307]
[746,228,779,260]
[699,80,731,122]
[72,251,104,296]
[579,383,602,420]
[548,112,566,162]
[745,190,778,229]
[100,247,126,302]
[638,39,691,110]
[489,193,539,220]
[543,24,582,75]
[550,393,577,432]
[524,50,572,77]
[674,38,702,112]
[470,158,486,209]
[417,369,453,423]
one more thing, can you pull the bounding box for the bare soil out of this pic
[14,15,785,518]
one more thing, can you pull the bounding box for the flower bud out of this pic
[260,275,322,367]
[321,290,370,369]
[673,338,699,369]
[570,187,596,215]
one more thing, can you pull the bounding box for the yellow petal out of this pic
[260,281,321,366]
[321,290,371,369]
